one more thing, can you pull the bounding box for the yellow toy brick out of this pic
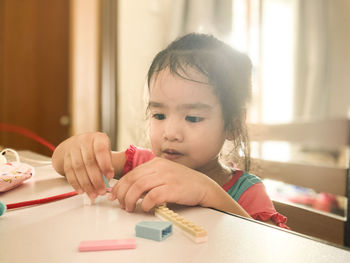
[155,205,208,243]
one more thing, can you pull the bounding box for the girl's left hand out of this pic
[108,157,216,212]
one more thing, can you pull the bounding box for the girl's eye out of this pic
[152,113,165,120]
[185,116,204,123]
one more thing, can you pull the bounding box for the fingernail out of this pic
[89,193,97,200]
[89,196,96,205]
[107,171,114,179]
[107,193,114,201]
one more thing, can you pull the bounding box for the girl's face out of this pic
[148,68,227,172]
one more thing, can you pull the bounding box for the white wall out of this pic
[70,0,100,134]
[117,0,175,150]
[328,0,350,118]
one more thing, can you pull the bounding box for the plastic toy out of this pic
[155,205,208,243]
[135,221,172,241]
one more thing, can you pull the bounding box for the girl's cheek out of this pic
[149,121,156,136]
[149,129,162,157]
[149,123,162,142]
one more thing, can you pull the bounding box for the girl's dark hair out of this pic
[147,33,252,171]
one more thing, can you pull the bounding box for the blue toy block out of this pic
[135,221,172,241]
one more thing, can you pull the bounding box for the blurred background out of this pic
[1,0,350,154]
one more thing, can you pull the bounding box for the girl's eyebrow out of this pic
[148,101,213,111]
[148,101,164,108]
[178,103,213,111]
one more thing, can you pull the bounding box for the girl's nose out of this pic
[163,118,183,142]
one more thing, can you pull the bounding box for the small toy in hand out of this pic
[0,148,35,192]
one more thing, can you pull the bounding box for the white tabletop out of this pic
[1,160,350,263]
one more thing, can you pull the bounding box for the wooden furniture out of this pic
[1,156,350,262]
[248,118,350,247]
[0,0,70,156]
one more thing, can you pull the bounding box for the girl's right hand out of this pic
[52,132,115,199]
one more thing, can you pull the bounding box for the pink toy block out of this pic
[78,238,136,252]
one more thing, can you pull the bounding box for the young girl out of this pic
[52,33,288,228]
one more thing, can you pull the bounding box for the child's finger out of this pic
[111,162,159,208]
[112,170,140,209]
[141,186,168,212]
[75,172,98,200]
[81,144,107,195]
[70,148,99,197]
[64,154,83,194]
[123,175,164,212]
[93,134,114,179]
[113,179,128,209]
[108,182,122,206]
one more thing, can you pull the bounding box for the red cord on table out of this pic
[6,191,78,210]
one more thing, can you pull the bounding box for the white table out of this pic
[1,159,350,263]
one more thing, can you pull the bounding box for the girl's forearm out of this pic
[110,151,127,179]
[201,183,252,218]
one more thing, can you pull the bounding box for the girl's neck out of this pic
[196,158,232,186]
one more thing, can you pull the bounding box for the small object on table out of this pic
[0,148,35,192]
[78,238,136,252]
[135,221,172,241]
[155,205,208,243]
[0,191,78,216]
[0,201,6,216]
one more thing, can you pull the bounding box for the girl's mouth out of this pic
[162,149,183,160]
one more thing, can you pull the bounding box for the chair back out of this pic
[248,119,350,247]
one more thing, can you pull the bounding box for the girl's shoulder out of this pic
[124,145,155,174]
[222,169,262,202]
